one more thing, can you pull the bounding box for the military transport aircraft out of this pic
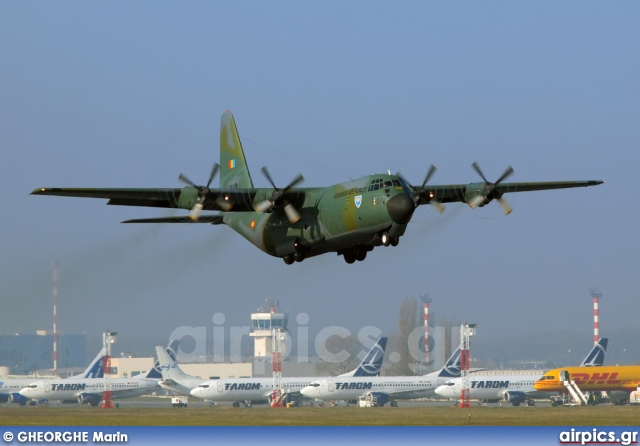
[31,111,604,265]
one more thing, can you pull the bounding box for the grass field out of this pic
[1,405,639,426]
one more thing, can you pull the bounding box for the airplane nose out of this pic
[300,387,312,397]
[434,386,454,398]
[386,193,415,224]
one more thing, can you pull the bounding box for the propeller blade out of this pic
[498,197,512,215]
[260,166,278,190]
[283,173,304,191]
[178,173,196,187]
[206,163,220,188]
[471,162,489,183]
[421,165,437,189]
[284,203,301,223]
[216,196,233,211]
[495,166,514,185]
[431,199,445,214]
[469,195,485,209]
[189,203,204,221]
[395,172,415,192]
[254,200,274,213]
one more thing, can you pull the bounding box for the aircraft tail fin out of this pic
[580,338,608,367]
[77,347,107,378]
[140,340,181,379]
[155,341,194,381]
[340,337,388,377]
[220,111,254,189]
[436,347,462,378]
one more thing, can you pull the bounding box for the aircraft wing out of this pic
[123,215,224,224]
[30,187,260,212]
[414,180,604,205]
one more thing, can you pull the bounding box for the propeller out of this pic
[470,162,514,214]
[254,166,304,223]
[420,165,445,213]
[178,162,222,220]
[397,165,445,213]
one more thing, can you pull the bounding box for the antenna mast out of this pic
[52,261,58,377]
[589,288,602,345]
[459,322,476,408]
[420,294,432,368]
[271,328,286,407]
[102,331,117,409]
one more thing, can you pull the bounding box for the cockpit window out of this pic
[368,178,382,192]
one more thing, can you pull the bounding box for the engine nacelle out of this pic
[77,393,102,407]
[464,183,493,208]
[503,391,527,406]
[9,393,29,405]
[369,392,389,407]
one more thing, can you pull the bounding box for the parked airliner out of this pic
[299,347,462,407]
[0,347,106,406]
[189,337,387,406]
[17,342,180,406]
[435,338,608,406]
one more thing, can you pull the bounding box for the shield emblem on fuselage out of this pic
[354,195,362,208]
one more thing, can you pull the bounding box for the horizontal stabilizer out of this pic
[122,215,224,224]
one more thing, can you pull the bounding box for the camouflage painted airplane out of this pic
[32,111,604,265]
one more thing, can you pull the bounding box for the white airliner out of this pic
[0,347,106,406]
[189,337,388,407]
[155,343,207,397]
[434,338,608,406]
[299,347,462,407]
[17,342,180,406]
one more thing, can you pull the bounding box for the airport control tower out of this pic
[250,298,289,358]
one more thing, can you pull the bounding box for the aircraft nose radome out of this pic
[386,194,414,224]
[300,387,313,397]
[434,386,453,398]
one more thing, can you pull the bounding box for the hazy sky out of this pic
[1,2,638,362]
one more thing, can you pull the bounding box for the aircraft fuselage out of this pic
[222,174,414,263]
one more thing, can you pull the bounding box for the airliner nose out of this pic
[19,387,33,397]
[434,385,455,398]
[300,386,313,397]
[386,193,414,224]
